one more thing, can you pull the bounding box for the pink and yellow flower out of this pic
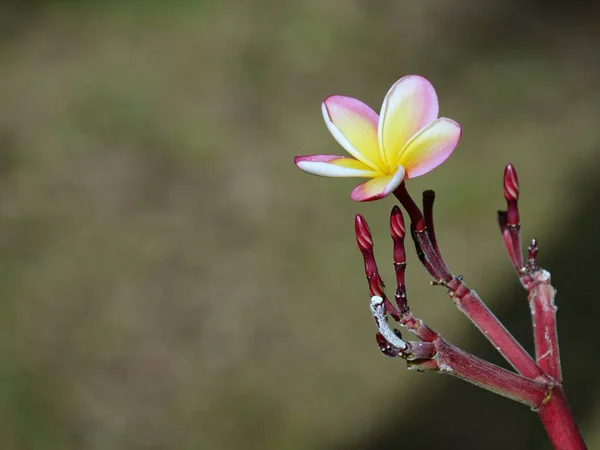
[294,75,461,201]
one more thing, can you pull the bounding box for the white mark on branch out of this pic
[370,296,407,350]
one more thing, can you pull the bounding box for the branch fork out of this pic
[355,164,586,449]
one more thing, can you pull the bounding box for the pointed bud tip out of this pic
[390,206,406,239]
[354,214,370,234]
[503,163,520,201]
[355,214,373,250]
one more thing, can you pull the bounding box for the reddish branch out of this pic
[540,387,586,449]
[500,163,525,272]
[393,182,546,381]
[355,165,587,449]
[355,210,547,409]
[499,164,562,382]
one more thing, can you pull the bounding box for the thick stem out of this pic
[432,339,548,408]
[445,277,547,381]
[539,387,587,450]
[526,269,562,381]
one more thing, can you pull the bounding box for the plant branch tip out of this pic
[504,163,520,201]
[390,206,406,239]
[355,214,373,251]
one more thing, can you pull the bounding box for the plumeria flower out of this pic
[294,75,461,201]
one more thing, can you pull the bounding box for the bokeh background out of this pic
[0,1,599,449]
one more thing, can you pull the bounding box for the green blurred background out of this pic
[0,1,599,449]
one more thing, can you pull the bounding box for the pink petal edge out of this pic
[322,96,384,171]
[350,166,406,202]
[399,118,461,179]
[323,95,379,128]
